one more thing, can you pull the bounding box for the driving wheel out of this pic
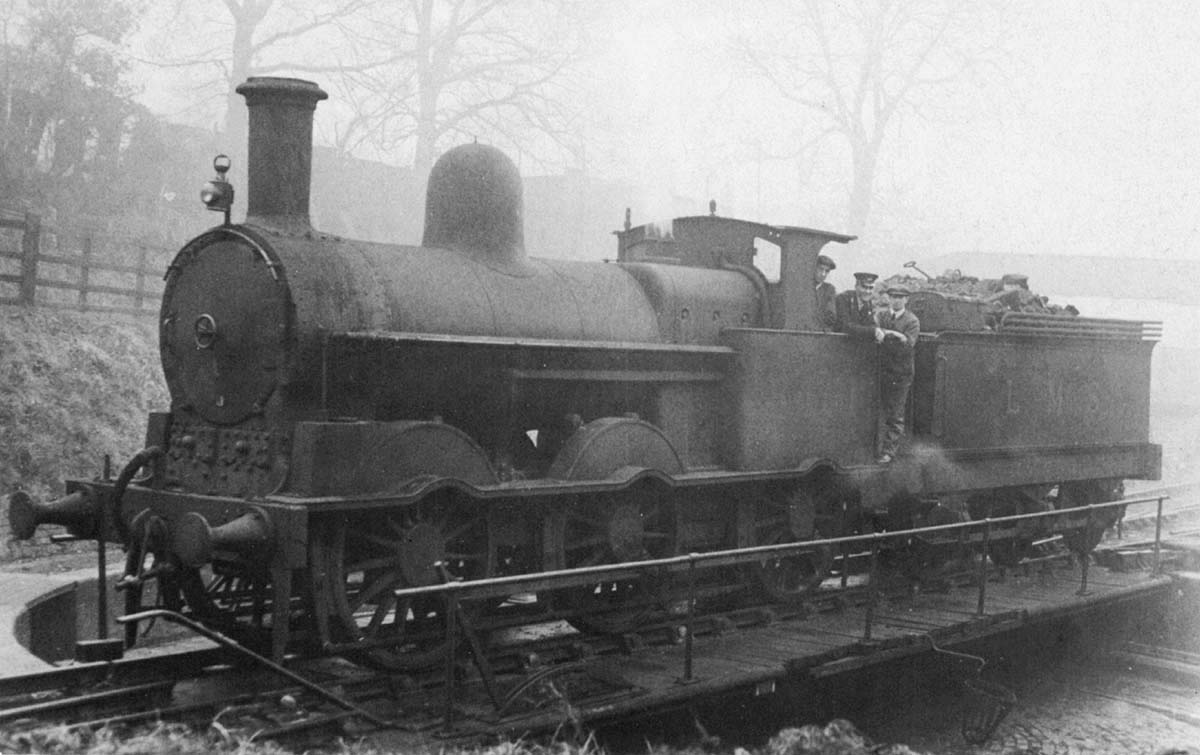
[310,495,492,670]
[746,492,834,603]
[554,489,675,633]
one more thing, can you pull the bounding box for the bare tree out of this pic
[141,0,394,167]
[735,0,1007,235]
[340,0,586,177]
[141,0,584,179]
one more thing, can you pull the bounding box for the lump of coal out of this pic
[878,271,1079,332]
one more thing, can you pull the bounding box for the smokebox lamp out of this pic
[200,154,234,225]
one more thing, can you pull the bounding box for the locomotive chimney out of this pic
[235,77,328,231]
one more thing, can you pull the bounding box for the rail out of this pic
[392,494,1169,731]
[110,494,1173,735]
[998,312,1162,341]
[392,495,1168,604]
[115,609,397,729]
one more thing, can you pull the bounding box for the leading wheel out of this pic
[310,495,493,670]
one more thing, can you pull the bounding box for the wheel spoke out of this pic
[360,531,402,552]
[748,497,831,603]
[554,497,677,634]
[569,514,607,529]
[313,499,497,671]
[755,515,787,533]
[387,517,408,538]
[446,519,477,542]
[366,593,397,635]
[350,571,400,611]
[576,550,605,568]
[347,554,406,572]
[444,551,485,562]
[564,535,608,551]
[367,596,411,641]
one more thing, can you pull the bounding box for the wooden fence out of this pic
[0,212,171,317]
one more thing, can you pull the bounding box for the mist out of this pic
[5,0,1197,479]
[116,1,1200,265]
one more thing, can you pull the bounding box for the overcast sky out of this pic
[580,0,1200,263]
[130,0,1200,268]
[939,1,1200,261]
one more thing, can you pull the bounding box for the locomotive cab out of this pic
[616,212,856,333]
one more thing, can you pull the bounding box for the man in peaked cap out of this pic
[814,254,837,331]
[874,283,920,464]
[835,271,881,338]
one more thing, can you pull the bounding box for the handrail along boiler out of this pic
[8,77,1162,668]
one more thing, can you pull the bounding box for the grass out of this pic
[0,718,928,755]
[0,306,167,559]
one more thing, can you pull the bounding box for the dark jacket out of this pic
[876,308,920,375]
[835,290,876,338]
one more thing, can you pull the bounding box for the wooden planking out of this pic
[798,611,916,641]
[872,612,957,632]
[749,624,853,651]
[698,637,820,668]
[384,567,1175,751]
[615,569,1166,693]
[985,574,1135,606]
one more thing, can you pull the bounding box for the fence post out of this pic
[78,231,93,309]
[19,212,40,305]
[134,243,148,310]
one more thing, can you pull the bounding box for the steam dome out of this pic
[422,143,525,265]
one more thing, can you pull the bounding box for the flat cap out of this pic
[853,272,878,284]
[816,254,836,271]
[1001,273,1029,286]
[885,284,912,296]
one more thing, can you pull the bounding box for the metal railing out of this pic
[384,494,1170,731]
[999,312,1162,341]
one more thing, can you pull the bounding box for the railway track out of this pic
[0,645,389,744]
[2,495,1194,750]
[0,561,971,749]
[0,590,846,744]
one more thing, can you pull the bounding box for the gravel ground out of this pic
[858,659,1199,755]
[854,508,1200,755]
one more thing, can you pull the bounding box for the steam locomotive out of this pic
[8,77,1161,669]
